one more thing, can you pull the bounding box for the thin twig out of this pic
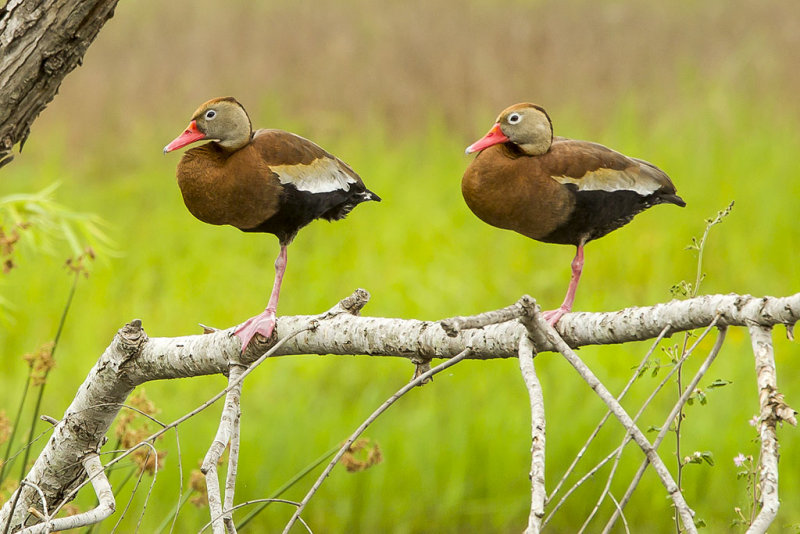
[109,442,158,533]
[607,493,630,534]
[577,320,721,531]
[17,481,48,525]
[235,445,340,529]
[602,326,727,534]
[201,499,311,534]
[547,325,671,505]
[169,425,183,534]
[92,403,168,428]
[281,347,473,534]
[135,449,160,533]
[546,447,621,528]
[522,311,698,533]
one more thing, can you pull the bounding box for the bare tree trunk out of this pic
[0,0,119,168]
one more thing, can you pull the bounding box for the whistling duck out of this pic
[164,97,380,350]
[463,103,685,325]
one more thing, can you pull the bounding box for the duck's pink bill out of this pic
[164,120,206,153]
[465,123,509,154]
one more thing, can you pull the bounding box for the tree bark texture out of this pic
[0,0,119,168]
[0,291,797,531]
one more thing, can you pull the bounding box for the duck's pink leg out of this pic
[542,244,584,326]
[234,245,287,351]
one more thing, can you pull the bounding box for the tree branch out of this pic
[0,0,119,167]
[518,335,546,534]
[17,453,114,534]
[747,325,796,534]
[0,291,797,531]
[202,363,245,534]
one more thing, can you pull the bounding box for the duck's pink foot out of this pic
[233,309,276,351]
[542,307,569,327]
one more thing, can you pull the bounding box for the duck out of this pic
[462,103,685,326]
[164,97,380,351]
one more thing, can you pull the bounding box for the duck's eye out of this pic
[507,113,522,124]
[205,110,217,120]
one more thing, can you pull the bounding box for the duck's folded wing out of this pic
[545,139,684,205]
[251,129,361,194]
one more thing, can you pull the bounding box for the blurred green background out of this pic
[2,0,799,531]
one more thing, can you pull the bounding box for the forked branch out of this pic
[0,291,796,532]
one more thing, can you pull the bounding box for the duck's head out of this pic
[466,103,553,156]
[164,97,252,153]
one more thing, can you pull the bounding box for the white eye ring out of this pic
[205,109,217,120]
[507,113,522,124]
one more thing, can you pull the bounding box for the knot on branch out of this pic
[117,319,147,355]
[241,330,277,363]
[43,50,67,74]
[325,288,371,317]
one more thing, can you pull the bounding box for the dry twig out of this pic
[518,335,546,533]
[522,311,698,533]
[281,347,473,534]
[747,325,796,534]
[602,325,727,534]
[202,363,245,534]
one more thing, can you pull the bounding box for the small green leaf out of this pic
[708,379,732,389]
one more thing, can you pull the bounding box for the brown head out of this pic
[164,97,253,153]
[466,103,553,156]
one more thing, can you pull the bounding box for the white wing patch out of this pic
[552,167,662,196]
[271,157,357,194]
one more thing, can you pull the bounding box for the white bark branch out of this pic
[518,335,546,534]
[18,453,114,534]
[223,374,242,534]
[0,291,796,531]
[202,363,245,534]
[746,325,796,534]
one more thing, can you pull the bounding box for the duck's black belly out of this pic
[242,182,377,244]
[540,187,663,246]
